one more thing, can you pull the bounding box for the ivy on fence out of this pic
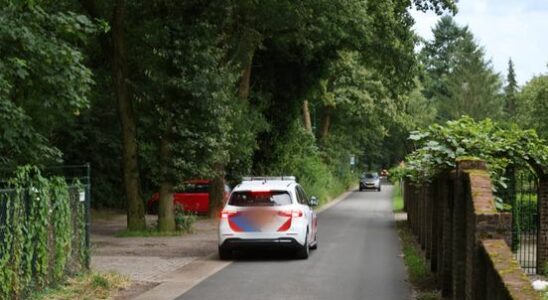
[395,117,548,207]
[0,166,88,299]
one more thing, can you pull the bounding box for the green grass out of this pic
[30,272,129,300]
[90,209,124,221]
[393,182,404,213]
[115,228,187,237]
[395,218,441,299]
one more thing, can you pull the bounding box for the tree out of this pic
[0,1,95,168]
[77,0,147,230]
[518,74,548,139]
[421,16,503,121]
[504,58,519,116]
[420,16,469,102]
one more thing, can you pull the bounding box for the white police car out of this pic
[218,176,318,260]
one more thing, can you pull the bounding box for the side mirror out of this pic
[309,196,319,207]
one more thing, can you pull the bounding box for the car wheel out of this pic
[310,233,318,250]
[149,202,159,215]
[378,186,381,192]
[296,231,310,259]
[219,247,232,260]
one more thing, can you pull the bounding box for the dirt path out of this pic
[90,214,218,299]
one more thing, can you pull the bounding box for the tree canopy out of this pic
[420,16,503,122]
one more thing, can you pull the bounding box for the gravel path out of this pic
[90,214,218,299]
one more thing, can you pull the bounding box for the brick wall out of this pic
[403,159,539,300]
[481,240,540,300]
[538,175,548,274]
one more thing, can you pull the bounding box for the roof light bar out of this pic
[242,176,296,182]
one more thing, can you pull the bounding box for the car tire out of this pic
[296,231,310,259]
[378,186,381,192]
[310,234,318,250]
[219,247,232,260]
[149,202,159,215]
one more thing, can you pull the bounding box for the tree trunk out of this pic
[319,105,333,140]
[208,45,256,217]
[302,100,312,132]
[209,171,225,218]
[238,52,254,100]
[112,0,146,231]
[157,134,175,231]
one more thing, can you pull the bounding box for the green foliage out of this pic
[395,221,440,299]
[50,177,72,283]
[401,117,548,197]
[115,229,185,238]
[393,184,404,213]
[517,74,548,139]
[266,122,354,204]
[174,204,197,233]
[29,272,129,300]
[0,2,98,168]
[513,194,538,233]
[420,16,504,122]
[0,166,87,299]
[0,0,460,215]
[504,58,519,116]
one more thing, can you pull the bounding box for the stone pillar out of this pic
[417,185,426,250]
[426,183,434,260]
[452,164,468,300]
[458,159,511,300]
[538,174,548,274]
[441,175,453,297]
[431,178,442,273]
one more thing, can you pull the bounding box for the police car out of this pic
[218,176,318,260]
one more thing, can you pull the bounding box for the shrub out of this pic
[174,204,197,233]
[0,166,88,299]
[267,122,355,205]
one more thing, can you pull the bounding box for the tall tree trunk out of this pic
[158,134,175,231]
[302,100,312,132]
[238,60,252,100]
[112,0,146,230]
[209,170,225,218]
[209,46,256,217]
[319,105,333,140]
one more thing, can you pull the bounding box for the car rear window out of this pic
[228,191,292,207]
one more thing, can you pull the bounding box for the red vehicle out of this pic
[146,179,230,215]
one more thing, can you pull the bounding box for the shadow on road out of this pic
[230,248,314,262]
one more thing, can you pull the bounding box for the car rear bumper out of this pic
[220,238,302,250]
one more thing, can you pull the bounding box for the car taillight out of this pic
[292,210,303,218]
[278,210,303,218]
[220,210,237,219]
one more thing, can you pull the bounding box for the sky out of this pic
[410,0,548,85]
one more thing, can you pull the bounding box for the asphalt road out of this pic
[176,186,410,300]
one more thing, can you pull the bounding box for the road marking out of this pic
[134,187,355,300]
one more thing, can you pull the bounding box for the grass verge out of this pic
[91,209,125,221]
[115,228,187,237]
[396,221,441,300]
[393,182,404,213]
[393,186,440,300]
[30,272,130,300]
[396,221,442,300]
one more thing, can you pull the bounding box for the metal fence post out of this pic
[85,162,91,269]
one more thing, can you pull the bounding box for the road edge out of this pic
[315,185,357,214]
[133,186,356,300]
